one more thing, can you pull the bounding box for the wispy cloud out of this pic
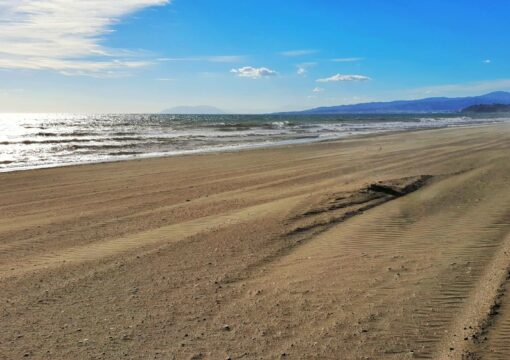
[0,58,151,78]
[317,74,371,82]
[231,66,277,79]
[280,49,318,57]
[158,55,246,63]
[0,0,169,76]
[332,57,363,62]
[296,62,316,76]
[155,78,174,81]
[312,87,324,93]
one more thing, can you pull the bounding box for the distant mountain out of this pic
[283,91,510,114]
[462,103,510,113]
[160,105,225,114]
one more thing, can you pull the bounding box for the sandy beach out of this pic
[1,124,510,359]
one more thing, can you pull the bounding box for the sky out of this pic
[1,0,510,114]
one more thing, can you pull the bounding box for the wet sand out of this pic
[1,124,510,359]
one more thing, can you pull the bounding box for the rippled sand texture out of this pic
[1,124,509,359]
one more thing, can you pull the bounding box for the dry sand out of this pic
[1,124,510,359]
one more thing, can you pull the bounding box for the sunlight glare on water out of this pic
[0,113,508,172]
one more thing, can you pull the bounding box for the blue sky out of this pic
[1,0,509,113]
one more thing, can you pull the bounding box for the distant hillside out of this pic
[462,103,510,113]
[160,105,225,114]
[282,91,510,114]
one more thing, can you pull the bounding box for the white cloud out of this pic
[332,57,363,62]
[231,66,277,79]
[280,49,318,57]
[317,74,371,82]
[158,55,246,63]
[483,59,491,64]
[312,87,324,93]
[296,62,316,76]
[0,0,169,76]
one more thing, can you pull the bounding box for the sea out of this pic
[0,113,508,172]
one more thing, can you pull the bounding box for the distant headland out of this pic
[278,91,510,115]
[461,103,510,113]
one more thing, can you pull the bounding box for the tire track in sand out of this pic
[0,195,305,280]
[199,163,510,359]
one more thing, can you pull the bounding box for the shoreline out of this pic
[0,121,501,174]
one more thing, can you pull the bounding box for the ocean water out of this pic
[0,113,508,172]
